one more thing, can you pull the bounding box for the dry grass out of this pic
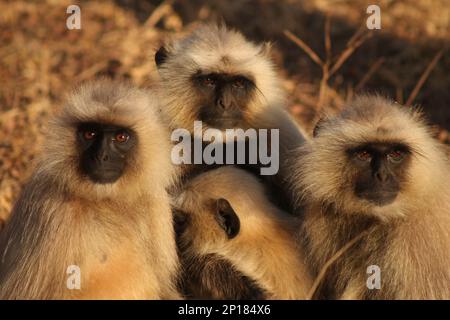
[0,0,449,221]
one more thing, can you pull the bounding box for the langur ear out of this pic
[173,209,189,235]
[155,46,169,68]
[313,117,326,137]
[215,198,240,239]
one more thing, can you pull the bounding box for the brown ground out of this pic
[0,0,449,221]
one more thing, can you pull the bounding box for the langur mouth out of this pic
[204,118,242,129]
[199,107,243,129]
[86,168,123,184]
[357,191,398,206]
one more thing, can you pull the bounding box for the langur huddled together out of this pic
[288,95,450,299]
[0,79,180,299]
[174,166,312,300]
[155,24,305,207]
[1,22,449,302]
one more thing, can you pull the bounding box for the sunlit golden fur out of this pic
[42,80,176,200]
[289,95,450,299]
[293,95,449,220]
[156,24,305,142]
[176,166,312,299]
[0,79,180,299]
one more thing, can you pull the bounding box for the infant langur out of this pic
[175,166,312,299]
[0,80,179,299]
[290,95,450,299]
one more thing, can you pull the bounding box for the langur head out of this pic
[292,95,448,219]
[155,24,284,133]
[174,166,275,251]
[40,79,173,200]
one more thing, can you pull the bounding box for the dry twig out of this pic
[145,0,174,28]
[307,228,372,300]
[405,49,443,107]
[285,18,372,113]
[355,57,385,92]
[283,30,323,67]
[329,32,373,78]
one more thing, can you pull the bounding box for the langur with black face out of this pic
[155,24,306,208]
[0,80,180,299]
[289,95,450,299]
[175,166,312,300]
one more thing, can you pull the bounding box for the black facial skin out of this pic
[215,198,240,239]
[192,71,255,129]
[77,122,136,184]
[348,142,411,206]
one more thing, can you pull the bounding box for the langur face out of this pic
[191,71,256,129]
[346,142,411,206]
[77,122,137,184]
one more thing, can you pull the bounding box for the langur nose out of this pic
[217,98,231,110]
[96,150,109,162]
[375,170,389,183]
[217,98,225,110]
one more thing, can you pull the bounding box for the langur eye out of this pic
[202,76,216,87]
[115,132,130,143]
[355,150,372,162]
[83,130,97,140]
[388,150,405,163]
[233,78,246,89]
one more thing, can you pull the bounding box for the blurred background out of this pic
[0,0,449,221]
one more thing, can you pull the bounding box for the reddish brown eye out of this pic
[356,150,372,161]
[83,130,96,140]
[202,76,216,86]
[388,150,405,163]
[233,79,245,89]
[115,132,129,143]
[202,76,216,87]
